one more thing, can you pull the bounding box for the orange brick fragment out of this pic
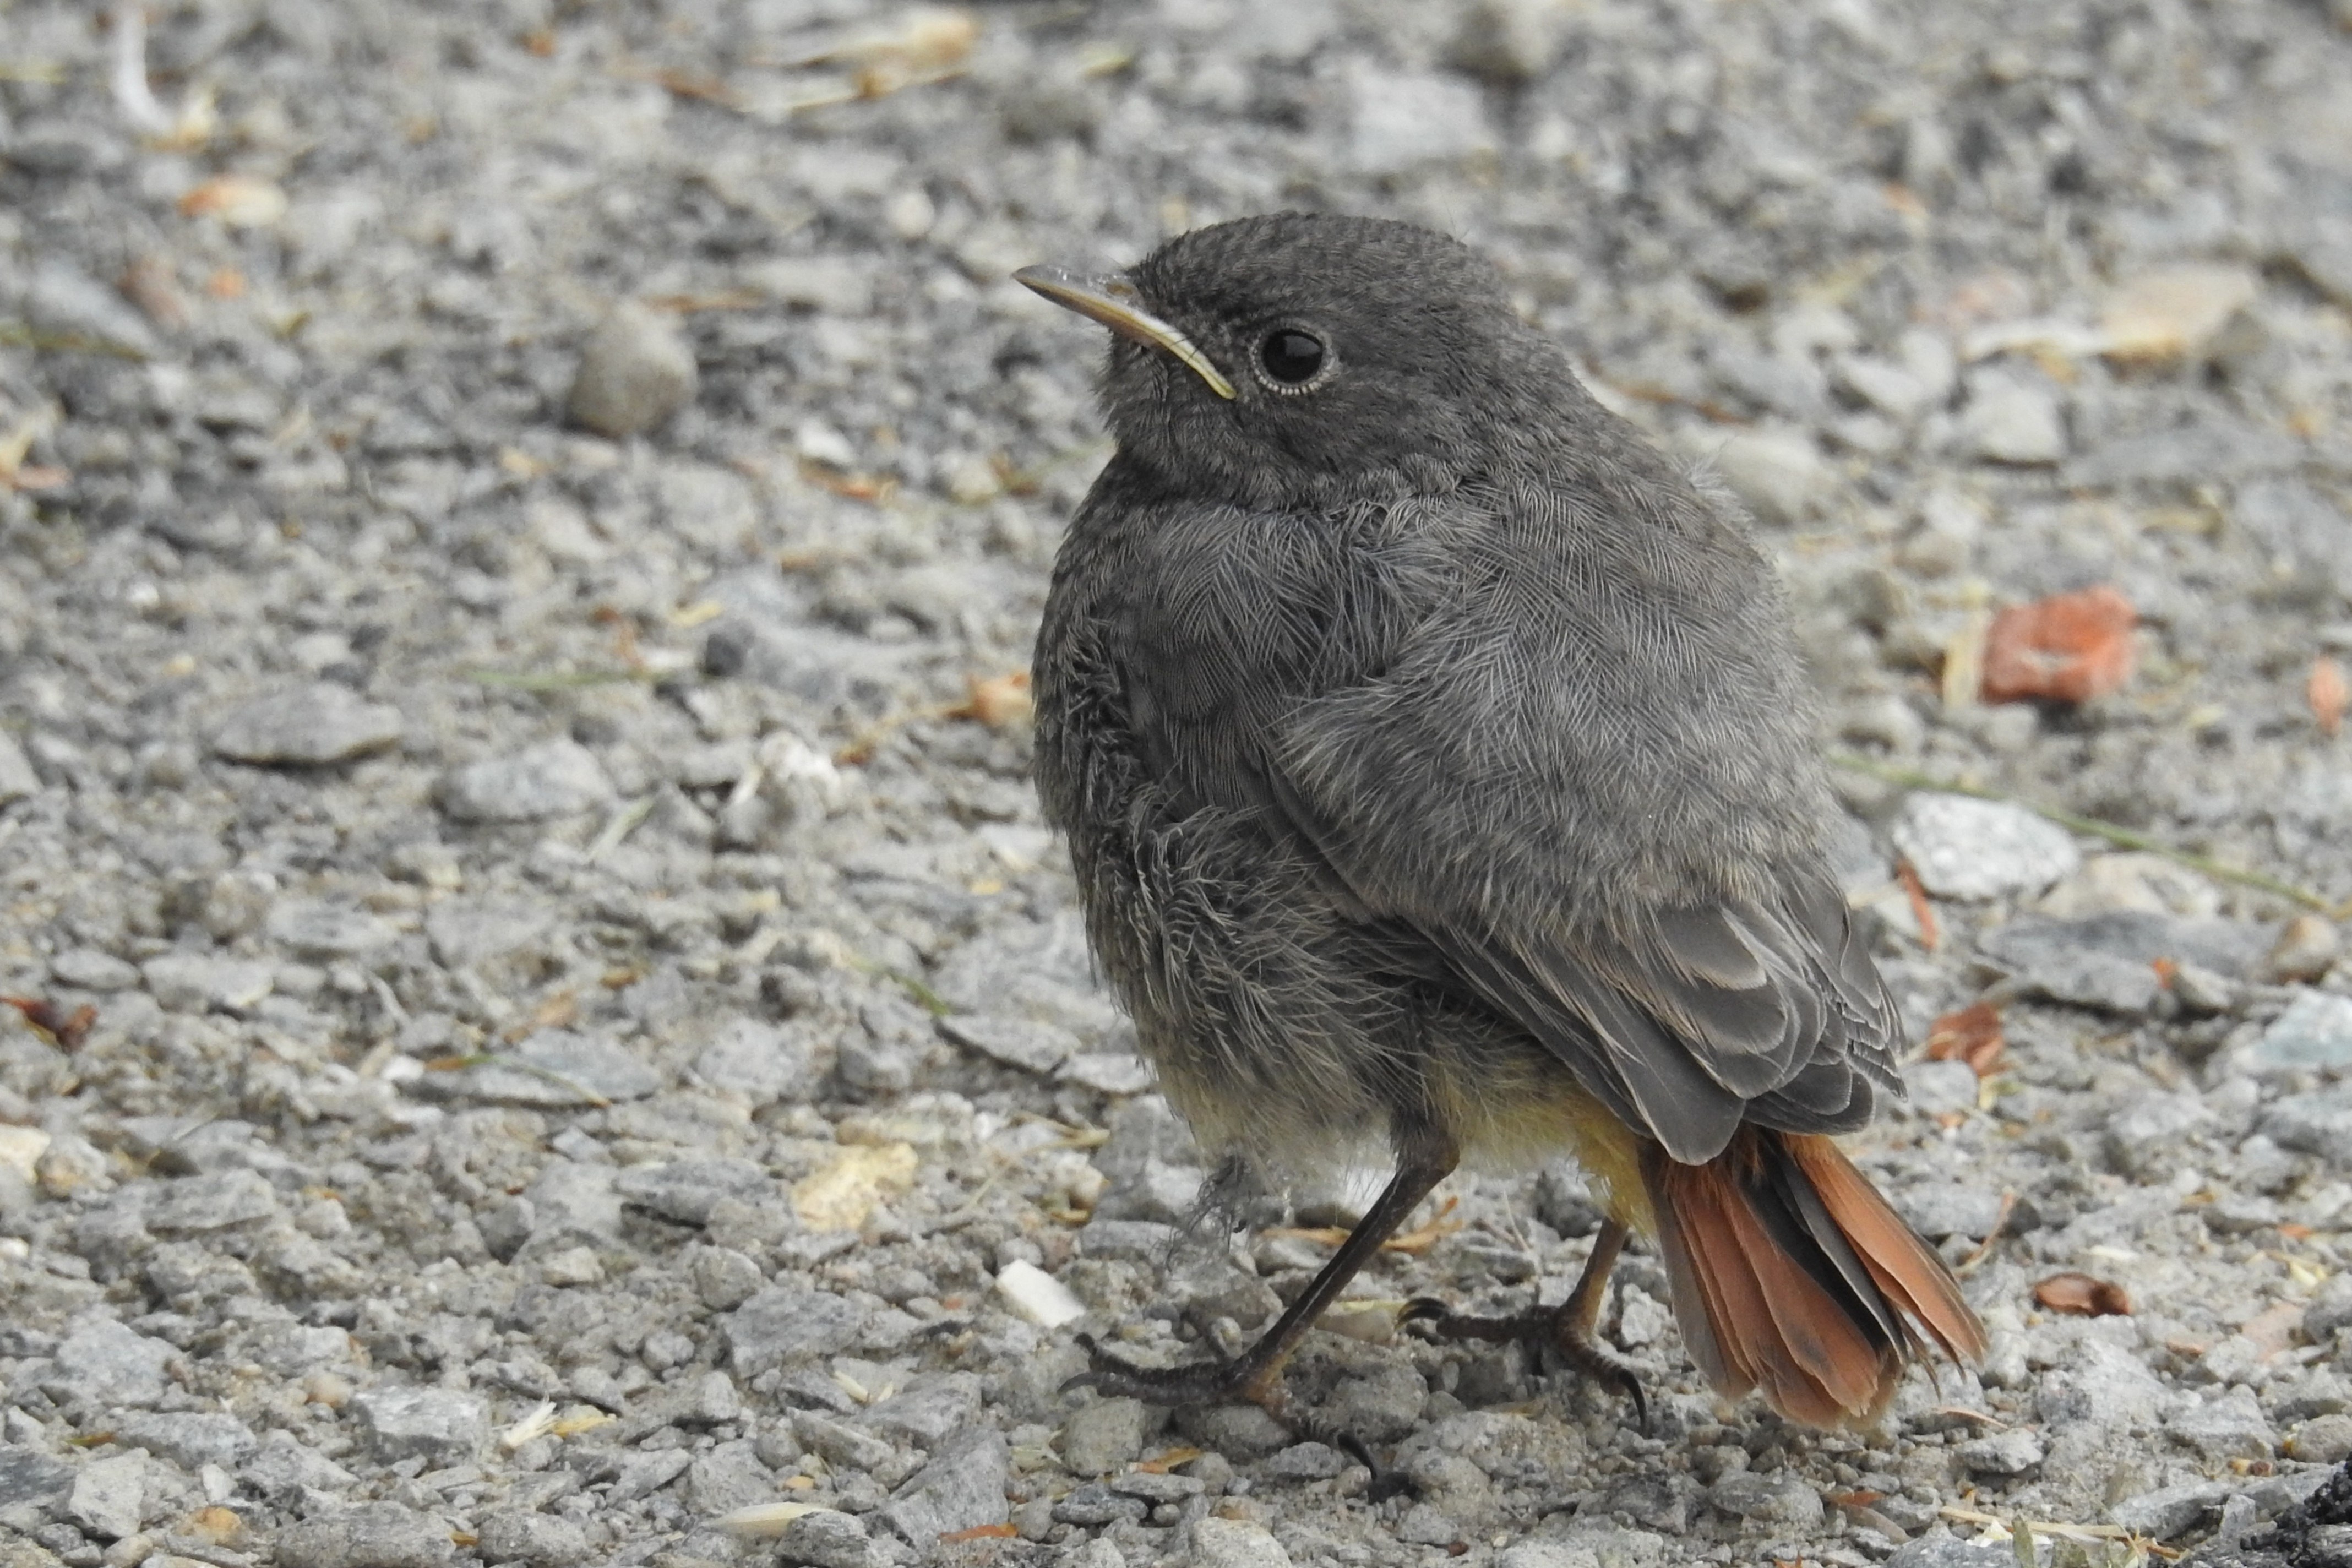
[1980,585,2137,705]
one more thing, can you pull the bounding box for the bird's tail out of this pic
[1640,1129,1985,1427]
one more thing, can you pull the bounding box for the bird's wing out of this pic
[1256,484,1904,1163]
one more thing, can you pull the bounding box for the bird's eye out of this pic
[1257,329,1326,386]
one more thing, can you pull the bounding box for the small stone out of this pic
[727,1287,870,1375]
[2289,1412,2352,1466]
[1187,1517,1294,1568]
[693,1019,818,1107]
[2106,1093,2213,1179]
[614,1157,772,1225]
[265,899,397,959]
[413,1029,661,1107]
[1060,1398,1149,1476]
[50,949,140,990]
[473,1511,590,1568]
[1344,67,1494,174]
[876,1427,1010,1543]
[1396,1504,1462,1546]
[1449,0,1576,81]
[691,1246,766,1310]
[2261,1080,2352,1162]
[2099,265,2259,363]
[1705,1471,1823,1528]
[1057,1052,1156,1095]
[1267,1442,1347,1480]
[239,1430,357,1501]
[2268,917,2343,984]
[568,301,696,438]
[687,1439,776,1515]
[274,1501,454,1568]
[50,1318,177,1408]
[1317,1362,1426,1444]
[423,899,554,969]
[1107,1470,1204,1505]
[110,1413,257,1471]
[776,1510,882,1568]
[2307,1272,2352,1343]
[1882,1540,2012,1568]
[939,1015,1079,1075]
[142,954,275,1013]
[1077,1218,1177,1262]
[1897,1184,2006,1240]
[0,733,41,803]
[1891,792,2081,900]
[792,1143,917,1232]
[994,1260,1085,1329]
[536,1245,603,1286]
[350,1386,487,1466]
[0,1444,75,1513]
[1703,427,1831,526]
[2106,1480,2233,1542]
[439,740,613,823]
[67,1453,155,1539]
[1959,371,2067,464]
[1904,1059,1979,1118]
[2166,1386,2274,1462]
[606,1447,692,1502]
[1954,1428,2044,1477]
[2036,1338,2173,1430]
[211,684,403,766]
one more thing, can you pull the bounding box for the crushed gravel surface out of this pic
[4,1,2352,1566]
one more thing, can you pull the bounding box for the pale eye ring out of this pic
[1256,328,1329,389]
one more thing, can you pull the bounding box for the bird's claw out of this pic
[1400,1295,1650,1435]
[1058,1332,1243,1406]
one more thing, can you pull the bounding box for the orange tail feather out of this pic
[1642,1130,1984,1427]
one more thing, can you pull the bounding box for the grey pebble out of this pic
[47,1318,177,1409]
[876,1426,1010,1543]
[415,1029,660,1108]
[614,1157,773,1224]
[142,954,275,1014]
[265,897,398,959]
[778,1509,884,1568]
[728,1287,870,1375]
[438,740,613,823]
[274,1501,454,1568]
[1059,1397,1150,1477]
[1882,1538,2012,1568]
[689,1245,766,1310]
[939,1014,1080,1075]
[212,683,403,766]
[2106,1479,2235,1541]
[1903,1058,1979,1118]
[607,1446,694,1503]
[0,732,40,803]
[422,897,554,969]
[1957,371,2067,465]
[1396,1503,1464,1546]
[2248,989,2352,1072]
[49,949,139,991]
[1705,1471,1823,1528]
[568,301,697,438]
[350,1386,487,1467]
[67,1452,164,1540]
[1897,1183,2006,1241]
[110,1412,259,1471]
[1186,1516,1294,1568]
[474,1511,591,1568]
[1953,1428,2044,1477]
[1891,792,2080,899]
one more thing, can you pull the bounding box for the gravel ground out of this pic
[5,2,2352,1566]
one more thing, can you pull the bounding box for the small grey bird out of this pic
[1016,214,1981,1438]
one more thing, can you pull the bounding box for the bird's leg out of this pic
[1067,1139,1458,1438]
[1401,1217,1648,1433]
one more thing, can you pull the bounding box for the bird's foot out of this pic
[1062,1333,1409,1495]
[1060,1332,1248,1407]
[1401,1295,1650,1434]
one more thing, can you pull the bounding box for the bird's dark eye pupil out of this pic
[1260,330,1325,384]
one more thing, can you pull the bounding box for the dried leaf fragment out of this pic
[947,671,1033,729]
[2099,265,2260,363]
[1980,585,2137,705]
[2311,656,2348,738]
[178,175,288,228]
[1925,1001,2005,1077]
[2033,1271,2130,1317]
[2,996,97,1051]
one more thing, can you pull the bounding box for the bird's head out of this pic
[1017,213,1571,509]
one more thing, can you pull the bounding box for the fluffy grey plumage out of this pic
[1029,213,1902,1176]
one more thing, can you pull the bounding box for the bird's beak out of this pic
[1012,265,1237,400]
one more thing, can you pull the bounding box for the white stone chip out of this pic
[1891,791,2081,900]
[994,1259,1086,1328]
